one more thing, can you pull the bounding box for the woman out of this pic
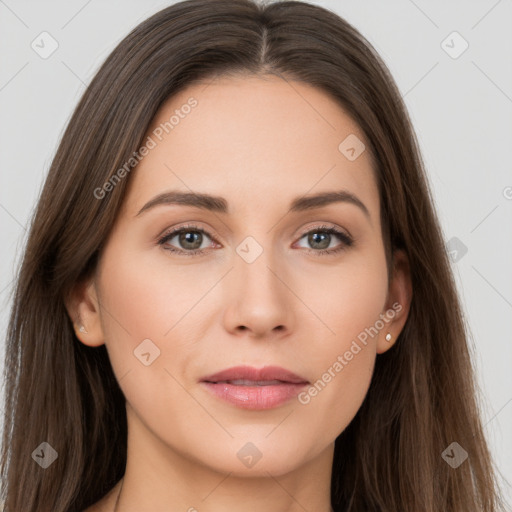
[0,0,507,510]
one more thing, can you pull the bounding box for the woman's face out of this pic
[74,74,410,478]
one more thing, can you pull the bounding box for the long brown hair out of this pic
[1,1,507,510]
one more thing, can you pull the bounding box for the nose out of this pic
[222,247,295,340]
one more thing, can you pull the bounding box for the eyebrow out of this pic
[135,189,371,220]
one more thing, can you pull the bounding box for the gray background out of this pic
[0,0,511,502]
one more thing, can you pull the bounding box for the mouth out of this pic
[205,379,294,386]
[199,365,309,410]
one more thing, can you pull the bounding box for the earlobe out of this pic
[377,249,413,354]
[64,277,105,347]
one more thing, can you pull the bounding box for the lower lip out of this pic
[200,382,308,410]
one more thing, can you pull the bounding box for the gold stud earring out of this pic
[385,333,392,342]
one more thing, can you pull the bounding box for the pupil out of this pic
[310,232,329,249]
[180,231,201,249]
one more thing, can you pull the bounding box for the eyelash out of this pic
[157,223,354,257]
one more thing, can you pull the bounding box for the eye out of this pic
[157,223,354,257]
[157,224,216,257]
[294,224,354,256]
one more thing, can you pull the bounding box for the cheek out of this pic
[293,246,388,357]
[293,250,388,441]
[95,241,231,420]
[95,242,202,388]
[97,243,211,346]
[95,246,206,429]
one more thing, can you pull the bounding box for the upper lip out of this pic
[200,365,309,384]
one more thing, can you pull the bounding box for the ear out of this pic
[377,248,413,354]
[64,274,105,347]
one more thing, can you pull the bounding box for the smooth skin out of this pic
[68,74,412,512]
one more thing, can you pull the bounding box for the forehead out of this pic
[121,74,379,222]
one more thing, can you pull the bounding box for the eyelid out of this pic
[157,222,211,239]
[157,221,354,256]
[296,221,352,240]
[292,223,354,254]
[157,221,351,242]
[157,222,218,249]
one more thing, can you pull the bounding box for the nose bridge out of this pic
[223,229,294,336]
[234,231,285,300]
